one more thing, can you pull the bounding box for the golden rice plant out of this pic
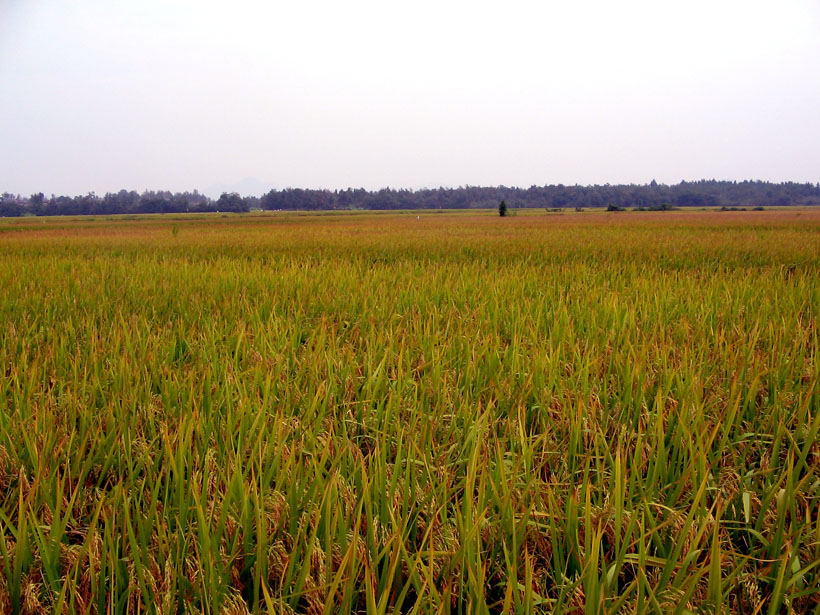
[0,209,818,613]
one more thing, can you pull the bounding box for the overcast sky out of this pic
[1,0,819,197]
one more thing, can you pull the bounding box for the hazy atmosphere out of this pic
[2,0,819,197]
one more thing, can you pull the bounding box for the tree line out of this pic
[2,180,819,217]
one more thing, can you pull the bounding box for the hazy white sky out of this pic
[1,0,819,196]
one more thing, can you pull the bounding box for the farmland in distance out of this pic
[1,209,819,613]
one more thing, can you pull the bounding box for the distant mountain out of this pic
[409,182,456,191]
[204,177,278,199]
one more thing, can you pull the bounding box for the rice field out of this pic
[0,209,819,614]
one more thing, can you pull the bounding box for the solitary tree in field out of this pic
[499,200,507,217]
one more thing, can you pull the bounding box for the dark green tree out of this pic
[499,200,507,217]
[216,192,249,212]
